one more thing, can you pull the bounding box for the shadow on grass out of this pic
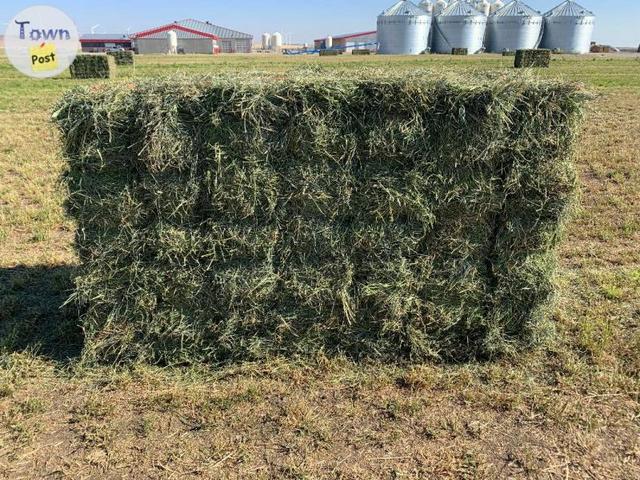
[0,265,83,362]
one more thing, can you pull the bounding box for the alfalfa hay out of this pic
[107,50,135,65]
[54,71,587,365]
[515,49,551,68]
[69,54,115,79]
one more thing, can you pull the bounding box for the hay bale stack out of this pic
[451,48,468,55]
[107,50,134,65]
[515,49,551,68]
[352,49,372,55]
[319,49,340,56]
[69,54,115,79]
[53,72,587,365]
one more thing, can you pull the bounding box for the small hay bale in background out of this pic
[319,49,340,56]
[352,49,371,55]
[54,72,587,365]
[515,49,551,68]
[502,50,516,57]
[69,54,115,79]
[107,50,134,65]
[452,48,468,55]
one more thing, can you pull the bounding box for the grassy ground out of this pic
[1,53,639,479]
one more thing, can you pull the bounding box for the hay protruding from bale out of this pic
[69,54,115,79]
[54,71,587,366]
[107,50,134,65]
[515,49,551,68]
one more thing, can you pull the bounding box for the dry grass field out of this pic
[0,53,639,479]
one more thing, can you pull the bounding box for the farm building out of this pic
[132,19,252,54]
[314,31,378,51]
[80,34,132,53]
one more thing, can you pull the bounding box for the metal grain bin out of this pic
[432,1,487,54]
[419,0,434,14]
[434,0,449,15]
[541,1,595,54]
[377,0,432,55]
[486,0,543,53]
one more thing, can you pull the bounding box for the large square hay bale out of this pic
[451,48,468,55]
[515,49,551,68]
[69,54,115,79]
[352,49,372,55]
[54,71,587,365]
[320,49,340,56]
[107,50,134,65]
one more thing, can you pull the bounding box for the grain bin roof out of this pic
[439,1,484,16]
[132,19,252,40]
[545,0,594,17]
[380,0,428,16]
[492,0,541,17]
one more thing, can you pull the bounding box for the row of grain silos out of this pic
[376,0,595,55]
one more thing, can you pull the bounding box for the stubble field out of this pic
[0,52,639,479]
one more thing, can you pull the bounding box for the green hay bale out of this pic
[69,54,115,79]
[53,71,587,366]
[451,48,468,55]
[320,49,340,56]
[502,50,516,57]
[107,50,134,65]
[515,49,551,68]
[352,49,371,55]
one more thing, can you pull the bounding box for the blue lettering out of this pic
[41,29,58,40]
[15,20,30,40]
[15,21,72,42]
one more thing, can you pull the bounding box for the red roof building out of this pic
[132,19,252,54]
[80,34,132,53]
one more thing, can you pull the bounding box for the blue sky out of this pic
[1,1,638,47]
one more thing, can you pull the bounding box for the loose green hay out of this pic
[107,50,134,65]
[452,48,468,55]
[69,54,116,79]
[53,70,587,366]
